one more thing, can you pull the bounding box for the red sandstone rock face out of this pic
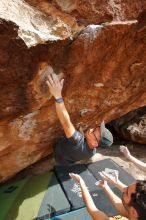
[0,1,146,182]
[52,0,146,24]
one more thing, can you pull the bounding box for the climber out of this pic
[46,73,113,164]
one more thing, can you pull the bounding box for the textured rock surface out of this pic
[0,1,146,181]
[111,107,146,144]
[0,0,80,47]
[52,0,146,24]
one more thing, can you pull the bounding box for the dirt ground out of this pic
[7,142,146,183]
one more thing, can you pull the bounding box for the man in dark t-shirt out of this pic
[54,130,95,164]
[46,74,113,164]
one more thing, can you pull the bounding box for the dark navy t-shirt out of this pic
[54,130,96,164]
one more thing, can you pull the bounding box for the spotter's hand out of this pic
[69,173,83,184]
[120,145,131,158]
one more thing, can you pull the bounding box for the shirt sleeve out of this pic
[67,130,84,145]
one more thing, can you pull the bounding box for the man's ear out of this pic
[129,206,138,219]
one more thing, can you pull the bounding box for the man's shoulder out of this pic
[66,130,84,146]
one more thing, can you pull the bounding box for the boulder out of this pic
[112,107,146,144]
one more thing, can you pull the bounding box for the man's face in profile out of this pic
[85,127,100,149]
[122,183,138,218]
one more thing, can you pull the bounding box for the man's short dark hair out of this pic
[130,180,146,220]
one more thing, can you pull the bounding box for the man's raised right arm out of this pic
[46,74,75,138]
